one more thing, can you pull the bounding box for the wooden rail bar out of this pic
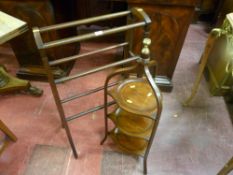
[66,101,116,122]
[39,11,131,33]
[49,42,128,66]
[55,56,139,84]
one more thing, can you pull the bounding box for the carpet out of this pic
[23,145,70,175]
[101,151,142,175]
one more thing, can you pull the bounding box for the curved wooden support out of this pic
[101,64,138,145]
[143,65,163,174]
[183,29,223,106]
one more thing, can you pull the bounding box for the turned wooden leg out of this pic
[183,31,217,106]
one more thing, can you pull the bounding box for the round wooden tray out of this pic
[110,128,148,156]
[108,108,153,139]
[108,78,157,117]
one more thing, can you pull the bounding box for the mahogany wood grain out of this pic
[128,0,197,79]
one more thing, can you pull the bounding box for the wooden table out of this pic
[128,0,197,91]
[0,11,42,96]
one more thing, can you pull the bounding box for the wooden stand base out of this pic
[155,76,173,92]
[16,65,72,81]
[0,66,43,96]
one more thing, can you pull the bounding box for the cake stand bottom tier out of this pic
[110,128,149,157]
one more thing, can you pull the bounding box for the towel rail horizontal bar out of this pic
[39,11,131,33]
[61,81,119,104]
[55,56,139,84]
[66,101,116,122]
[49,42,128,66]
[41,22,145,49]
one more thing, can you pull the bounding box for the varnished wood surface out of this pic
[0,0,77,80]
[106,76,161,161]
[110,128,148,157]
[108,78,157,117]
[108,108,153,139]
[128,0,197,79]
[0,66,30,94]
[0,11,27,44]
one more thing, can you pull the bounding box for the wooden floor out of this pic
[0,24,232,175]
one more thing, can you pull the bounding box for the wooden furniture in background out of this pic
[0,11,42,96]
[184,13,233,105]
[196,0,218,16]
[0,0,79,80]
[0,0,199,91]
[215,0,233,27]
[75,0,127,27]
[127,0,197,91]
[196,0,226,25]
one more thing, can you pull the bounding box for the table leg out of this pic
[183,30,219,106]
